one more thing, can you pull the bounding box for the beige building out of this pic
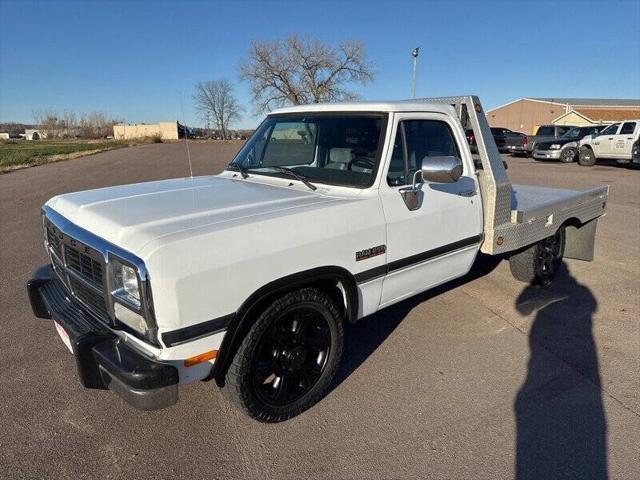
[113,121,182,140]
[486,98,640,134]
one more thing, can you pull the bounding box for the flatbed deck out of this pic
[510,185,609,224]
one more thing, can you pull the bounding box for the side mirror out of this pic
[417,156,463,185]
[400,156,463,212]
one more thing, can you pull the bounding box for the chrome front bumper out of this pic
[533,149,561,160]
[28,265,179,410]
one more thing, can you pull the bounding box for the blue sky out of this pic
[1,0,639,128]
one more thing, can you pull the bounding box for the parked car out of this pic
[578,120,640,167]
[491,127,528,156]
[525,124,578,156]
[27,96,608,422]
[490,128,508,152]
[465,127,508,153]
[533,125,607,163]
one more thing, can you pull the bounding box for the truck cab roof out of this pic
[270,100,457,115]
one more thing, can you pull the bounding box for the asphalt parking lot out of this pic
[1,143,638,479]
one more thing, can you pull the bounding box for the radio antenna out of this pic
[180,92,194,178]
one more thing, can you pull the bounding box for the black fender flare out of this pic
[212,266,358,385]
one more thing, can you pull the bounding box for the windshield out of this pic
[228,113,386,188]
[536,126,555,136]
[561,127,583,138]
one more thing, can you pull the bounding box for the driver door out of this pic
[613,121,637,159]
[593,123,620,158]
[378,113,483,307]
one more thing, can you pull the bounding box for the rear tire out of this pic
[222,288,343,423]
[560,147,576,163]
[509,227,565,285]
[578,146,596,166]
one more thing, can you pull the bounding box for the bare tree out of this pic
[32,109,121,139]
[78,111,122,138]
[33,109,62,138]
[238,35,374,112]
[194,79,242,140]
[62,110,77,137]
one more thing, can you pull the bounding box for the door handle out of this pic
[628,137,634,140]
[458,190,476,197]
[608,137,613,140]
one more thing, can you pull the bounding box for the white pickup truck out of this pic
[28,96,609,422]
[578,119,640,167]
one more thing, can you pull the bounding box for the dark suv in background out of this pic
[525,124,578,156]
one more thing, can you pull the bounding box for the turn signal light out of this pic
[184,350,217,367]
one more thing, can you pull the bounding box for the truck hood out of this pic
[46,175,344,255]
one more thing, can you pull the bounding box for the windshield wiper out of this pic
[270,166,317,191]
[227,163,249,179]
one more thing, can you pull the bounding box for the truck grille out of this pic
[44,217,111,324]
[64,244,104,288]
[45,221,63,259]
[68,276,109,318]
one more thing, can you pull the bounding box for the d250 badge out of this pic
[356,245,386,261]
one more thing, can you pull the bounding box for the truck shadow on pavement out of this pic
[514,264,607,479]
[334,253,502,387]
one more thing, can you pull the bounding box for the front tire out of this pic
[578,146,596,166]
[223,288,344,422]
[560,147,576,163]
[509,227,566,285]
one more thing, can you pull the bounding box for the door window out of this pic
[620,122,637,135]
[387,120,460,186]
[600,124,620,136]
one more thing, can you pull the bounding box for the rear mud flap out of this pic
[565,218,598,261]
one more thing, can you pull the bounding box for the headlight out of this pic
[549,144,561,150]
[111,261,141,308]
[108,255,156,341]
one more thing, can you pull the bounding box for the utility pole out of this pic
[411,47,419,98]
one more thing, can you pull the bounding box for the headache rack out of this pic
[416,95,609,258]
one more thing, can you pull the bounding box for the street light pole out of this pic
[411,47,419,98]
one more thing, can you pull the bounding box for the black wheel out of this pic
[222,288,343,422]
[560,147,577,163]
[578,146,596,166]
[509,227,565,286]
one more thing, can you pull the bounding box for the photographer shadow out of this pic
[514,264,607,479]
